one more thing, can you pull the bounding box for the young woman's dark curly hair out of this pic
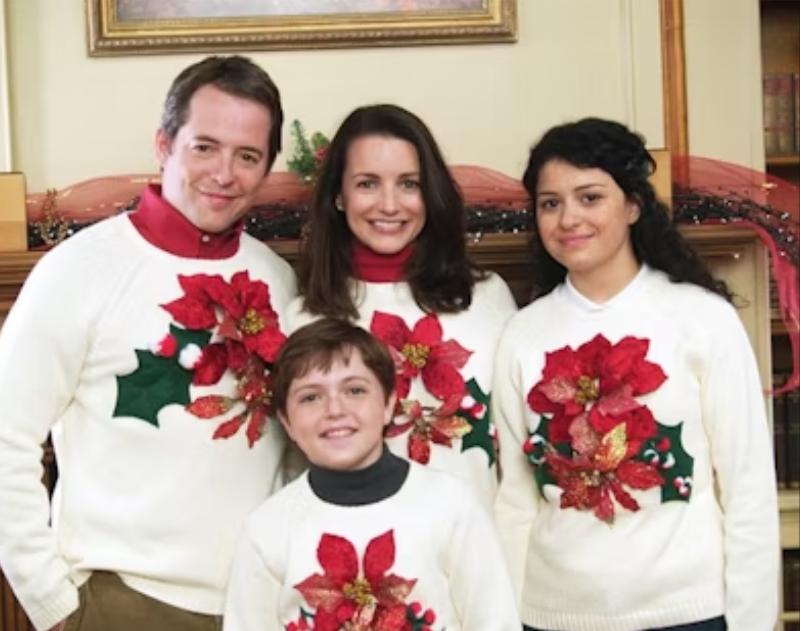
[298,104,484,320]
[522,117,731,302]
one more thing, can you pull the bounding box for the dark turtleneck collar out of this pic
[128,184,243,259]
[308,445,410,506]
[351,239,414,283]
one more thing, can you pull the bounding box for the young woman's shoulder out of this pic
[645,268,738,324]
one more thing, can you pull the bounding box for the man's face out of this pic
[155,84,272,234]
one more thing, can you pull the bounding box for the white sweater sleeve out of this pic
[223,526,283,631]
[491,321,539,608]
[447,485,520,630]
[0,250,89,630]
[700,304,780,631]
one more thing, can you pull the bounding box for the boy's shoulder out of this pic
[244,473,311,532]
[403,462,486,513]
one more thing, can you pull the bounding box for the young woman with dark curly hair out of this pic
[493,118,779,631]
[286,104,517,509]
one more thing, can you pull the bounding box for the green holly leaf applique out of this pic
[638,421,695,503]
[113,325,211,427]
[459,378,496,466]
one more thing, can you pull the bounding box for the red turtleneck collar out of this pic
[351,240,414,283]
[128,184,243,259]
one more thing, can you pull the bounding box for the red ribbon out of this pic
[672,155,799,395]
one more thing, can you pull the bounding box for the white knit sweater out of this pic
[493,265,779,631]
[223,463,520,631]
[286,273,518,510]
[0,215,297,631]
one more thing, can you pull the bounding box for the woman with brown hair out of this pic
[287,104,517,508]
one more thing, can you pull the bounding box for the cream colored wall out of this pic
[0,0,11,170]
[7,0,665,193]
[684,0,765,169]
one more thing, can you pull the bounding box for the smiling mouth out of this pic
[321,427,356,439]
[201,191,236,200]
[559,235,592,246]
[369,220,408,233]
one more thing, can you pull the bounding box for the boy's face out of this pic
[279,350,395,472]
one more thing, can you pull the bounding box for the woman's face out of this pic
[535,159,640,291]
[339,134,426,255]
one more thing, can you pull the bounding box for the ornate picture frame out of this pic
[85,0,517,56]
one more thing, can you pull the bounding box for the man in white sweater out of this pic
[0,55,297,631]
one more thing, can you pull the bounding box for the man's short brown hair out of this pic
[271,318,396,417]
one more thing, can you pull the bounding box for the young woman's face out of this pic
[339,134,426,254]
[535,159,640,291]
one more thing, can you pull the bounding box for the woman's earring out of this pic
[335,197,344,212]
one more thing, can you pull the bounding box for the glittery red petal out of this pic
[408,432,431,464]
[422,362,465,402]
[429,338,472,370]
[185,395,233,419]
[317,533,358,585]
[161,295,217,330]
[410,314,442,346]
[192,343,228,386]
[293,573,344,613]
[363,529,395,585]
[245,407,268,448]
[370,311,410,350]
[212,413,246,440]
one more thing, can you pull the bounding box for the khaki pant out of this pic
[64,572,222,631]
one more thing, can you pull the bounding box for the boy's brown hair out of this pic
[271,318,396,416]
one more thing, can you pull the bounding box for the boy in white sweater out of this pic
[223,318,520,631]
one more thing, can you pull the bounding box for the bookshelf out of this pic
[761,0,800,628]
[760,0,800,183]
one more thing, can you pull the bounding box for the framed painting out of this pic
[85,0,517,56]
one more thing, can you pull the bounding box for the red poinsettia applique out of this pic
[524,334,674,522]
[163,271,286,364]
[386,399,472,465]
[370,312,472,403]
[528,334,665,445]
[186,355,273,447]
[541,422,664,522]
[294,530,416,631]
[160,271,286,446]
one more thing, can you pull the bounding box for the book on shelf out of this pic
[775,382,788,490]
[770,275,781,322]
[773,372,800,489]
[784,549,800,617]
[795,72,800,159]
[763,73,797,157]
[788,386,800,490]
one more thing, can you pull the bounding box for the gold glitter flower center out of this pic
[402,343,430,369]
[574,375,599,404]
[239,308,265,335]
[342,578,375,607]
